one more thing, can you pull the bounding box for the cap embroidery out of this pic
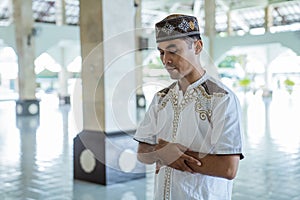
[178,19,190,32]
[189,21,195,30]
[161,23,175,35]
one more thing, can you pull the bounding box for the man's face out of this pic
[157,38,198,80]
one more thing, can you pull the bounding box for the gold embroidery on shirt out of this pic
[157,82,177,112]
[194,84,225,123]
[163,87,198,199]
[163,88,179,199]
[161,81,226,199]
[163,167,172,200]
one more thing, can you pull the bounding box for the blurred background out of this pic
[0,0,300,199]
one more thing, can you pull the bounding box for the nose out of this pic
[162,52,171,65]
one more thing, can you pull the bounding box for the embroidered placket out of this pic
[163,88,197,200]
[159,82,227,199]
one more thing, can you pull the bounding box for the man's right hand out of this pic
[155,139,201,173]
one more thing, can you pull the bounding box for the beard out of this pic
[169,71,182,80]
[165,64,183,80]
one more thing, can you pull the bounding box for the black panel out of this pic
[73,130,146,185]
[16,99,40,116]
[105,132,146,185]
[73,130,106,185]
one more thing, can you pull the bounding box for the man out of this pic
[134,14,244,200]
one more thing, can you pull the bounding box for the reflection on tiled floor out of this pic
[233,90,300,200]
[0,89,300,200]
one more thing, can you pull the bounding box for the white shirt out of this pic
[134,73,243,200]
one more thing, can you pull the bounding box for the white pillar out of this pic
[204,0,216,59]
[134,0,146,121]
[56,0,66,25]
[13,0,39,116]
[227,10,233,36]
[263,43,283,97]
[102,0,137,132]
[135,0,143,96]
[58,46,70,104]
[79,0,105,131]
[74,0,144,185]
[264,5,273,33]
[13,0,36,100]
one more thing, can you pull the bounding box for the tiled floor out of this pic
[0,89,300,200]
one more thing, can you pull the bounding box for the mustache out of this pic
[165,64,176,69]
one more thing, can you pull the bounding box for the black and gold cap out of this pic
[155,14,201,43]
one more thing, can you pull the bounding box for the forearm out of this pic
[137,142,158,164]
[137,141,202,173]
[185,151,240,180]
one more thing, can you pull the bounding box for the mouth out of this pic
[165,65,176,71]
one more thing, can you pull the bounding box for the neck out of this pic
[178,68,205,93]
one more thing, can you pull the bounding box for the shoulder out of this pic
[156,82,177,98]
[153,82,177,106]
[196,76,240,106]
[201,76,241,111]
[200,77,229,96]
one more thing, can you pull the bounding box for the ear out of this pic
[194,40,203,55]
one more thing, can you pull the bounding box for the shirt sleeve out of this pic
[210,93,244,159]
[134,96,159,145]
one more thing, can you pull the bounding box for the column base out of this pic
[136,94,146,122]
[262,89,273,98]
[73,130,145,185]
[136,94,146,109]
[16,99,40,116]
[59,95,71,105]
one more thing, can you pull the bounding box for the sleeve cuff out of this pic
[133,137,157,145]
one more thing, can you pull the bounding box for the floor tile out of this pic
[0,90,300,200]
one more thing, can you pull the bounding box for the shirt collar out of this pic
[173,71,209,92]
[188,71,208,89]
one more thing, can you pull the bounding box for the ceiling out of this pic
[142,0,300,34]
[0,0,299,34]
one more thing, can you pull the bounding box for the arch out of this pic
[214,31,300,62]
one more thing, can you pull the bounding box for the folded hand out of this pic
[155,138,201,173]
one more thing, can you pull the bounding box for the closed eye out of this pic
[157,46,179,55]
[169,50,178,54]
[167,47,178,54]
